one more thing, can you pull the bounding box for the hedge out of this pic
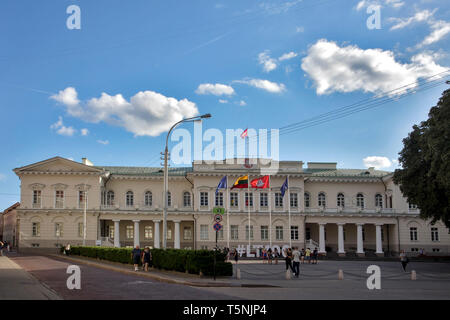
[65,246,232,276]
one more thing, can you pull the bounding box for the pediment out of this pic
[14,157,103,174]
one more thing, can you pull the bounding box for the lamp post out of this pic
[162,113,211,249]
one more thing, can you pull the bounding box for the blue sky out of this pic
[0,0,449,210]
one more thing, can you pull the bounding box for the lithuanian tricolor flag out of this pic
[231,175,249,189]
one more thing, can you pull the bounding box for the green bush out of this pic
[67,246,232,276]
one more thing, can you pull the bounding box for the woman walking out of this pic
[400,250,409,272]
[142,247,151,272]
[131,245,141,271]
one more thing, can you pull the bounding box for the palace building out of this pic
[9,156,450,256]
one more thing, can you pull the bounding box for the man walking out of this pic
[131,245,141,271]
[292,247,301,278]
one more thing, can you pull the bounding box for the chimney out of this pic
[82,158,94,166]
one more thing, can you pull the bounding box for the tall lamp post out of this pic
[162,113,212,249]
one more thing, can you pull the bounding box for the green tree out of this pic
[393,88,450,228]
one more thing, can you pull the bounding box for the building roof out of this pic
[2,202,20,215]
[304,168,391,178]
[95,166,192,176]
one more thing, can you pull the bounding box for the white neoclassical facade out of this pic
[11,156,450,256]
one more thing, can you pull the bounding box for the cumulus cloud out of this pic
[195,83,235,96]
[301,39,448,96]
[363,156,392,169]
[234,79,286,93]
[80,128,89,136]
[97,140,109,145]
[50,116,76,136]
[258,51,278,72]
[52,88,199,137]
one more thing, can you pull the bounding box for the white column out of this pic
[133,220,140,248]
[113,219,120,248]
[154,220,161,249]
[357,223,364,254]
[337,223,345,254]
[376,224,383,254]
[319,223,326,253]
[174,220,181,249]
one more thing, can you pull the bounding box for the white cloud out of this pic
[50,116,76,136]
[418,20,450,48]
[52,88,199,137]
[363,156,392,169]
[356,0,367,11]
[234,79,286,93]
[80,128,89,136]
[195,83,235,96]
[295,26,304,33]
[238,100,247,106]
[301,39,448,96]
[218,99,228,104]
[356,0,404,10]
[389,9,436,31]
[258,51,278,72]
[97,140,109,145]
[279,51,298,61]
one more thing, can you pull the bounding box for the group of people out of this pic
[284,247,319,278]
[0,240,10,256]
[131,245,152,272]
[261,247,280,264]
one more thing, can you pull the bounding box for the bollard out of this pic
[236,268,241,280]
[411,270,416,281]
[286,269,291,280]
[338,269,344,280]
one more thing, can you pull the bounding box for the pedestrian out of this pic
[312,247,318,264]
[262,248,267,263]
[0,241,4,256]
[274,248,279,264]
[142,247,151,272]
[131,245,141,271]
[400,250,409,272]
[292,247,301,277]
[267,248,273,264]
[285,248,294,273]
[234,248,239,264]
[65,244,71,256]
[305,248,311,264]
[300,248,305,264]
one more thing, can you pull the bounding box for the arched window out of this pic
[126,191,134,207]
[145,191,152,207]
[304,192,310,208]
[375,194,383,208]
[318,192,326,207]
[106,191,115,206]
[337,193,345,207]
[356,193,364,209]
[183,192,191,207]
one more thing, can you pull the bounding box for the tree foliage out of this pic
[393,89,450,228]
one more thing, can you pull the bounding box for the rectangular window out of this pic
[245,225,254,240]
[200,192,209,207]
[431,227,439,242]
[215,192,223,207]
[78,222,84,238]
[245,192,253,207]
[55,190,64,209]
[183,227,192,240]
[231,225,239,240]
[276,226,283,240]
[260,193,268,207]
[167,227,172,240]
[126,225,134,239]
[410,227,418,241]
[291,226,299,240]
[55,223,63,237]
[230,192,238,207]
[275,193,283,207]
[32,222,40,237]
[145,226,153,239]
[304,193,310,208]
[200,225,209,240]
[32,190,41,208]
[78,191,87,209]
[290,193,298,208]
[261,226,268,241]
[305,227,311,240]
[217,227,224,240]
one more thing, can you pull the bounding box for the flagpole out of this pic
[288,175,291,248]
[268,175,272,248]
[226,176,230,250]
[247,172,251,255]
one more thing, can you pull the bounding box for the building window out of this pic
[145,191,152,207]
[78,191,87,209]
[32,190,42,208]
[304,192,310,208]
[275,193,283,207]
[432,248,440,253]
[245,225,254,240]
[276,226,283,240]
[337,193,345,208]
[290,193,298,208]
[291,226,299,240]
[356,193,364,209]
[260,193,268,207]
[144,226,153,239]
[410,227,418,241]
[78,222,84,238]
[32,222,40,237]
[217,228,224,240]
[318,192,326,207]
[183,192,191,207]
[305,227,311,240]
[409,203,418,210]
[184,227,192,240]
[431,227,439,242]
[200,225,209,240]
[230,192,238,207]
[167,227,172,240]
[200,192,209,207]
[411,248,419,252]
[126,191,134,207]
[109,226,114,239]
[215,192,223,207]
[375,194,383,208]
[126,225,134,239]
[107,191,115,206]
[245,192,253,207]
[261,226,268,240]
[231,225,239,240]
[55,223,63,237]
[55,190,64,209]
[166,192,172,207]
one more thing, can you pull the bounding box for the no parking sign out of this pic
[213,222,222,231]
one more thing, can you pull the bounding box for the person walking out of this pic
[285,248,294,273]
[131,245,141,271]
[142,247,151,272]
[262,248,267,264]
[267,248,273,265]
[312,248,318,264]
[234,248,239,264]
[274,248,279,264]
[292,247,301,277]
[300,248,305,264]
[400,250,409,272]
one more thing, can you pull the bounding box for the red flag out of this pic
[240,128,248,139]
[250,175,270,188]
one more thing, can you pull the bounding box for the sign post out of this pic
[212,207,224,281]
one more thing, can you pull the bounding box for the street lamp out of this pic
[162,113,212,249]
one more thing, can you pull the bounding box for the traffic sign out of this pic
[212,207,225,215]
[213,223,222,231]
[214,214,223,223]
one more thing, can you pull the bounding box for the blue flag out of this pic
[280,177,288,197]
[215,176,227,195]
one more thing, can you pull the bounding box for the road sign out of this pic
[214,214,223,223]
[213,207,225,215]
[213,223,222,231]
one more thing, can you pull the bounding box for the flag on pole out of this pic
[231,175,249,189]
[280,177,288,197]
[215,176,227,195]
[240,128,248,139]
[250,175,270,189]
